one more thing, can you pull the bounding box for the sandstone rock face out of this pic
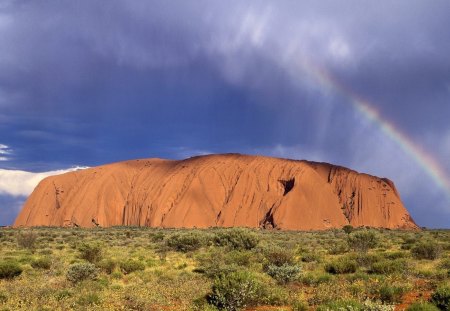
[14,154,418,230]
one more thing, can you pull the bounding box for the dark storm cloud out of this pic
[0,195,23,226]
[0,1,449,227]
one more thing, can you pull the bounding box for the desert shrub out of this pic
[123,294,149,311]
[125,231,132,239]
[361,300,395,311]
[411,241,442,260]
[328,241,349,255]
[354,253,382,267]
[224,250,254,267]
[166,232,205,252]
[207,270,265,311]
[301,272,332,286]
[66,262,98,283]
[407,302,440,311]
[264,247,295,266]
[78,242,103,263]
[31,256,52,269]
[316,299,362,311]
[262,246,300,283]
[378,284,405,303]
[17,231,38,249]
[194,260,238,278]
[77,293,101,306]
[263,285,289,306]
[195,250,254,278]
[0,261,23,279]
[266,263,301,284]
[369,259,407,275]
[0,291,7,303]
[401,241,416,250]
[325,257,357,274]
[214,228,259,250]
[342,225,354,234]
[301,252,322,262]
[439,258,450,270]
[97,259,116,274]
[384,251,407,260]
[292,300,309,311]
[119,259,145,274]
[55,289,72,301]
[430,285,450,310]
[192,297,222,311]
[317,299,395,311]
[150,231,165,242]
[348,230,379,253]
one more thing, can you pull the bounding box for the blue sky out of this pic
[1,1,450,227]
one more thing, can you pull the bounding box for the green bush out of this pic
[361,299,395,311]
[407,302,440,311]
[328,241,349,255]
[119,259,145,274]
[292,300,308,311]
[430,285,450,310]
[411,241,442,260]
[66,262,98,283]
[195,249,256,278]
[213,228,259,250]
[150,232,165,242]
[31,257,52,269]
[348,230,379,253]
[317,299,395,311]
[17,231,38,250]
[266,263,301,284]
[316,299,362,311]
[439,258,450,269]
[97,259,116,274]
[354,253,382,267]
[77,293,101,306]
[0,261,23,279]
[264,247,295,266]
[383,251,407,260]
[0,291,7,303]
[378,284,404,303]
[301,272,332,286]
[301,252,322,262]
[78,242,103,263]
[207,270,265,311]
[191,297,219,311]
[325,257,357,274]
[369,259,407,275]
[166,232,205,252]
[55,289,72,301]
[342,225,354,234]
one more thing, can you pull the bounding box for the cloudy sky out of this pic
[1,1,449,227]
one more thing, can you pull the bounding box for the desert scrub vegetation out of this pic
[66,262,99,283]
[0,227,448,310]
[411,240,443,260]
[16,230,38,250]
[0,260,22,279]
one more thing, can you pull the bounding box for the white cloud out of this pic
[0,144,11,161]
[0,166,88,197]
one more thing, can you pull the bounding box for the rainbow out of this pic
[292,56,450,198]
